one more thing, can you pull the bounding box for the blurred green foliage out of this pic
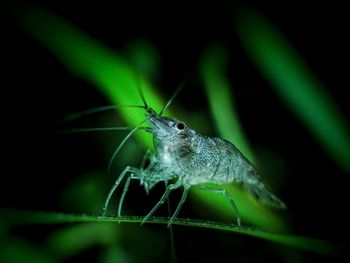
[198,44,286,230]
[60,171,107,214]
[236,9,350,172]
[46,223,119,259]
[0,237,57,263]
[125,39,161,81]
[3,3,343,262]
[200,44,255,162]
[17,6,163,149]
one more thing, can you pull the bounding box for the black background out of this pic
[2,0,349,262]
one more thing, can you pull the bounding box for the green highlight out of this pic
[198,44,286,231]
[0,210,337,255]
[200,44,255,163]
[193,183,286,232]
[17,6,164,149]
[236,9,350,172]
[46,223,119,259]
[125,39,161,80]
[0,237,56,263]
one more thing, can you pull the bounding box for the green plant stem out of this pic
[0,210,336,255]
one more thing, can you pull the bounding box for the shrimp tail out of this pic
[244,180,286,209]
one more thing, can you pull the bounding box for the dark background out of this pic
[2,0,349,262]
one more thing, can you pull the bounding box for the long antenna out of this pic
[62,105,146,123]
[107,120,147,173]
[106,73,150,173]
[135,73,149,108]
[159,75,189,116]
[62,105,117,123]
[58,127,132,134]
[60,126,152,134]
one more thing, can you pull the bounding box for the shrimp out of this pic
[102,86,286,227]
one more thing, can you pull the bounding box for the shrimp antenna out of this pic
[62,105,146,123]
[159,74,189,116]
[107,120,147,173]
[62,105,117,123]
[58,127,132,134]
[135,74,149,108]
[60,126,152,134]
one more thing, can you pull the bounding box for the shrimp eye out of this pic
[176,122,186,130]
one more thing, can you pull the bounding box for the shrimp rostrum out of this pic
[102,90,286,227]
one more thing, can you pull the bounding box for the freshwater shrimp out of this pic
[102,85,286,227]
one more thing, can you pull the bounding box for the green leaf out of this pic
[0,210,337,255]
[16,5,163,149]
[200,44,255,163]
[0,237,57,263]
[236,8,350,172]
[199,44,286,231]
[125,38,161,80]
[46,223,118,258]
